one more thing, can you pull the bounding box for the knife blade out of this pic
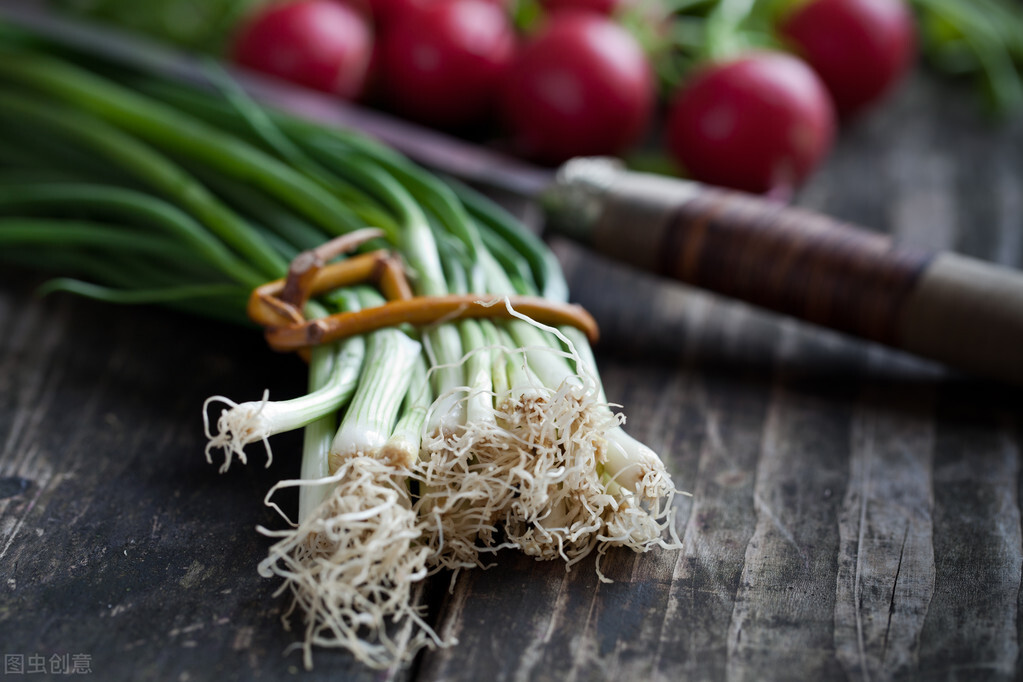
[4,1,1023,386]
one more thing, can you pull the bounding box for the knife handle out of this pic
[544,158,1023,384]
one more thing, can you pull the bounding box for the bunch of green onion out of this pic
[0,38,679,669]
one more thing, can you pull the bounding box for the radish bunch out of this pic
[226,0,920,194]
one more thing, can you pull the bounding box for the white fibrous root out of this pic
[412,371,679,581]
[241,327,678,669]
[202,391,274,472]
[257,455,445,670]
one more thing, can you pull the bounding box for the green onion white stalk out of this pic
[257,288,436,670]
[202,300,365,472]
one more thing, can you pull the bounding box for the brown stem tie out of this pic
[263,294,599,352]
[247,233,599,353]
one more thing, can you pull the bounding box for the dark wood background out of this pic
[2,65,1023,681]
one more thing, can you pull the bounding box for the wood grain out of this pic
[833,357,937,681]
[2,69,1023,682]
[0,274,403,682]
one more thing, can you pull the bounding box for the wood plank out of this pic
[646,304,781,681]
[0,273,407,682]
[910,96,1023,680]
[916,383,1022,680]
[833,354,939,680]
[723,322,861,681]
[828,83,954,681]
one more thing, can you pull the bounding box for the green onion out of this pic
[0,40,678,671]
[203,309,366,474]
[0,183,266,287]
[0,53,368,237]
[0,88,288,278]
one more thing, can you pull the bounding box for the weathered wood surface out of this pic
[2,69,1023,681]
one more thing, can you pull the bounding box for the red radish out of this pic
[377,0,515,128]
[665,52,835,195]
[499,11,654,164]
[366,0,433,30]
[778,0,916,116]
[367,0,507,28]
[538,0,624,16]
[231,0,374,100]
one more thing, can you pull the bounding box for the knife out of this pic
[3,1,1023,386]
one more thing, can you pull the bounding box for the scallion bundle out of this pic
[0,39,679,669]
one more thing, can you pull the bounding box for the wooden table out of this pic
[2,67,1022,681]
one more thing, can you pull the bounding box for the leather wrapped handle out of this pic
[544,159,1023,385]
